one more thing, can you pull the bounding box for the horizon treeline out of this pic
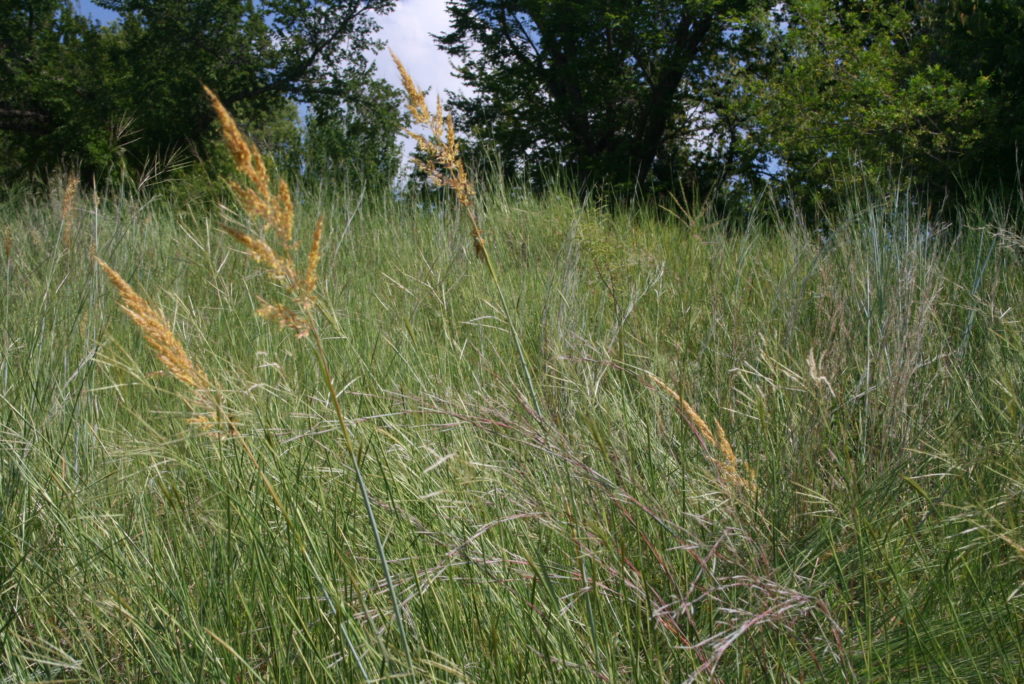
[3,0,1023,210]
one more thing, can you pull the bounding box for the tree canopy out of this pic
[437,0,772,193]
[2,0,1023,207]
[738,0,1004,205]
[0,0,402,183]
[437,0,1024,206]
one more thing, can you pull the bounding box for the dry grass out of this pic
[94,257,210,393]
[203,84,413,666]
[8,79,1017,683]
[60,175,80,250]
[93,256,228,437]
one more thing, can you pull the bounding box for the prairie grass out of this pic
[2,147,1024,680]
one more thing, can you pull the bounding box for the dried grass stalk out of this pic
[95,257,222,429]
[203,85,294,248]
[60,176,80,250]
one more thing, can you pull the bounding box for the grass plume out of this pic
[204,85,412,671]
[94,256,210,394]
[391,50,484,259]
[204,86,319,338]
[5,86,1023,683]
[59,175,80,250]
[647,370,757,495]
[393,51,542,417]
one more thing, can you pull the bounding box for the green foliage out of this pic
[437,0,771,194]
[438,0,1024,207]
[2,177,1024,679]
[0,0,400,183]
[929,0,1024,187]
[738,1,1016,208]
[0,1,122,176]
[299,78,406,189]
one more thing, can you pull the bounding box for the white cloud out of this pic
[373,0,466,99]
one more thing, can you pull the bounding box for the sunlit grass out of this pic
[1,167,1023,681]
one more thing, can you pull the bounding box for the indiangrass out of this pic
[393,52,542,418]
[60,175,80,251]
[645,370,757,496]
[2,151,1024,680]
[203,85,414,671]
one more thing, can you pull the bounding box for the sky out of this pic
[74,0,466,100]
[373,0,465,100]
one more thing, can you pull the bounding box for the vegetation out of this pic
[0,0,402,182]
[438,0,770,192]
[439,1,1024,205]
[2,71,1024,678]
[4,1,1024,206]
[2,1,1024,679]
[740,0,1024,206]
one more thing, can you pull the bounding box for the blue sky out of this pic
[73,0,465,99]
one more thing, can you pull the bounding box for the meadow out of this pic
[3,105,1024,679]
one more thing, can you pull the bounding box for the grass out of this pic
[2,123,1024,680]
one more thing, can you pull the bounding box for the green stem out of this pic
[471,211,543,418]
[309,328,414,675]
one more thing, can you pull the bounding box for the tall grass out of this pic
[2,142,1023,680]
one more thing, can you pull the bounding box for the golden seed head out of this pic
[60,176,79,224]
[391,50,431,124]
[392,52,485,260]
[60,176,80,249]
[646,372,714,444]
[224,228,295,283]
[205,85,324,338]
[300,217,323,302]
[95,256,211,392]
[204,85,253,179]
[647,372,757,495]
[256,300,311,338]
[204,85,289,241]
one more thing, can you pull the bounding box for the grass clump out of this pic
[1,96,1023,682]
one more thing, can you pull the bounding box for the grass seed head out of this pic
[206,85,322,338]
[647,371,757,496]
[300,217,323,305]
[60,176,80,250]
[204,85,293,247]
[391,51,485,259]
[95,257,211,392]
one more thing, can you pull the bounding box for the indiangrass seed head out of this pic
[205,85,323,338]
[224,227,295,283]
[60,176,80,250]
[391,49,431,124]
[300,217,323,305]
[391,52,485,259]
[203,85,293,247]
[646,371,757,495]
[646,372,714,444]
[95,257,211,391]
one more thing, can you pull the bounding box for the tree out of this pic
[928,0,1024,188]
[0,1,120,177]
[300,77,406,189]
[437,0,770,193]
[0,0,401,182]
[737,1,1000,207]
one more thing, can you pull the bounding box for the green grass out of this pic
[2,176,1023,681]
